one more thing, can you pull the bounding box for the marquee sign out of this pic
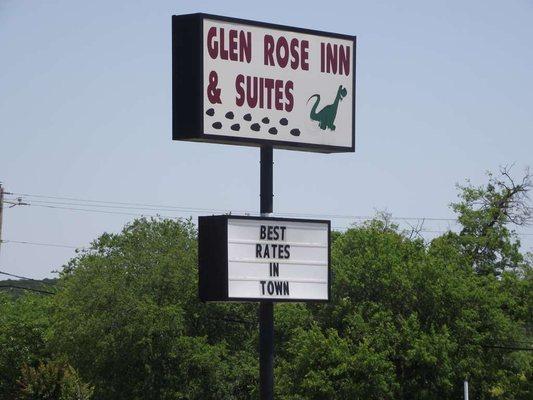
[198,215,330,302]
[172,13,356,153]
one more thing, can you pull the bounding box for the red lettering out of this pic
[264,35,275,66]
[320,42,325,72]
[326,43,337,74]
[285,81,294,112]
[339,45,350,76]
[246,76,258,108]
[321,42,350,75]
[208,27,253,63]
[239,31,252,63]
[207,27,218,59]
[301,40,309,70]
[274,79,284,110]
[229,29,238,61]
[264,78,274,109]
[235,74,245,106]
[276,37,289,68]
[264,35,309,70]
[219,28,228,59]
[290,38,299,70]
[259,77,264,108]
[234,75,295,111]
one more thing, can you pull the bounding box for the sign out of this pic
[198,215,330,302]
[173,13,356,153]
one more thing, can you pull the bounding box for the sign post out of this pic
[173,12,355,398]
[260,145,274,400]
[198,213,330,398]
[259,299,274,400]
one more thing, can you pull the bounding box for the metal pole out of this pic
[464,380,469,400]
[259,145,274,400]
[260,146,273,215]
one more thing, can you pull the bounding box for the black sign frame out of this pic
[198,215,331,302]
[172,13,356,153]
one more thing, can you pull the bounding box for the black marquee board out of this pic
[172,13,356,153]
[199,215,331,302]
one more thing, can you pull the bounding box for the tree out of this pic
[1,169,530,399]
[276,209,531,399]
[0,293,53,398]
[18,360,93,400]
[450,166,531,276]
[50,217,258,400]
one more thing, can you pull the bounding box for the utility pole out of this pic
[0,185,29,258]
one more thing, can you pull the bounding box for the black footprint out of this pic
[290,128,300,136]
[225,111,234,119]
[212,122,222,129]
[268,127,278,135]
[279,118,288,126]
[243,113,252,121]
[231,123,240,131]
[206,108,215,116]
[251,123,261,131]
[262,117,270,124]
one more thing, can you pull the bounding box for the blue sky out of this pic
[1,0,532,278]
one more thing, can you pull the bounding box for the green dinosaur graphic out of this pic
[307,85,348,131]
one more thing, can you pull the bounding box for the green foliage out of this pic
[0,278,57,298]
[0,293,53,398]
[277,324,397,399]
[18,360,93,400]
[274,214,532,399]
[449,167,531,276]
[50,217,257,400]
[0,169,531,399]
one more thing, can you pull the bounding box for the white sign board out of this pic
[198,216,330,302]
[173,13,356,153]
[227,218,329,300]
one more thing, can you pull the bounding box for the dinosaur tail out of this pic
[307,94,320,121]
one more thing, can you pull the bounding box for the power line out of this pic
[17,202,533,238]
[332,226,533,237]
[29,203,174,218]
[8,192,460,222]
[0,285,55,295]
[9,192,533,235]
[27,199,229,214]
[0,270,57,285]
[5,192,533,239]
[1,240,81,249]
[4,229,531,252]
[8,193,246,215]
[15,199,533,234]
[5,211,533,241]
